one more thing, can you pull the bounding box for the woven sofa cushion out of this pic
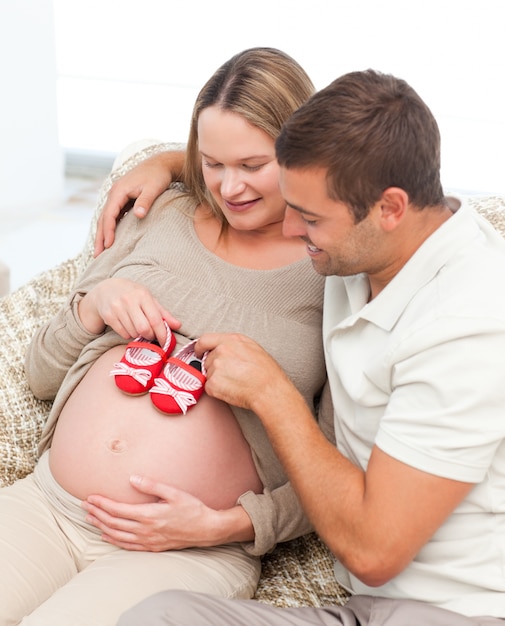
[0,257,81,485]
[254,532,350,606]
[469,194,505,236]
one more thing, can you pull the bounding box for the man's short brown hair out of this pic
[276,69,445,222]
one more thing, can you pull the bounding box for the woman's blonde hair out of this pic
[182,47,315,224]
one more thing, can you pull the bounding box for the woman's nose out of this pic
[220,168,245,197]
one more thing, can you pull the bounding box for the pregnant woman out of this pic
[0,47,332,626]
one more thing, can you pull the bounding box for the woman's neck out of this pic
[194,205,307,269]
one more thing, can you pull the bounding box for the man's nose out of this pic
[282,205,307,238]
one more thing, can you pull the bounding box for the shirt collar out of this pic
[338,197,480,331]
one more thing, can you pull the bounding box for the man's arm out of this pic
[197,332,474,587]
[256,395,473,587]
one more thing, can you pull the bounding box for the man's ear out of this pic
[378,187,409,232]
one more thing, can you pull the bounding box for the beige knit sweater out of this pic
[25,189,332,555]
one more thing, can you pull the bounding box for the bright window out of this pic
[53,0,505,194]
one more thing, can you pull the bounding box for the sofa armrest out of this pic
[0,260,9,297]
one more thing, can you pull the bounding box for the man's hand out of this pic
[195,333,295,414]
[94,150,185,256]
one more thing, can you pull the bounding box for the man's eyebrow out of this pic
[285,201,319,217]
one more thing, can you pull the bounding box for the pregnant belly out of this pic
[49,346,262,508]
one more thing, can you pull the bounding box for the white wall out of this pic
[53,0,505,195]
[0,0,63,214]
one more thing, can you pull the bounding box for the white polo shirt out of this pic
[324,200,505,617]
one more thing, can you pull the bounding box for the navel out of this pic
[106,438,127,453]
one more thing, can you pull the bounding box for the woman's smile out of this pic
[224,197,261,212]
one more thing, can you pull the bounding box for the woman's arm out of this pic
[82,480,256,552]
[25,207,160,399]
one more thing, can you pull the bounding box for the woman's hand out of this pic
[94,150,185,257]
[78,277,181,345]
[82,476,255,551]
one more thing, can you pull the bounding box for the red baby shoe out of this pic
[110,321,176,395]
[149,340,207,415]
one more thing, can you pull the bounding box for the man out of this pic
[118,70,505,624]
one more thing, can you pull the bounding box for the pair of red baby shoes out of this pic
[109,322,207,415]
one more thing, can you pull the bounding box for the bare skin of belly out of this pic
[49,346,263,509]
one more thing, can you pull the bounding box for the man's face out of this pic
[280,166,382,278]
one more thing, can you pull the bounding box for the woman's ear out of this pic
[378,187,409,232]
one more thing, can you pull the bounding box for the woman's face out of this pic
[197,106,286,231]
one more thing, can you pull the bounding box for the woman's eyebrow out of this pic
[199,150,272,162]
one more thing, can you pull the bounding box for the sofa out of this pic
[0,261,9,297]
[1,141,504,608]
